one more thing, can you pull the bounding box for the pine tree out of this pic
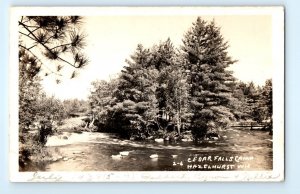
[88,79,118,130]
[261,79,273,131]
[262,79,273,120]
[181,17,237,140]
[19,50,43,140]
[150,39,177,128]
[242,82,262,122]
[109,44,159,138]
[230,81,254,120]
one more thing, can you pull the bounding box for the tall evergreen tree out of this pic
[150,39,177,126]
[261,79,273,120]
[181,17,237,140]
[261,79,273,131]
[88,79,119,130]
[242,81,262,122]
[229,81,249,120]
[109,44,159,138]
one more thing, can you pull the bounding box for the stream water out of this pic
[22,128,273,171]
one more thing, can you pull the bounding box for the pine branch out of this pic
[44,33,59,44]
[19,44,62,77]
[31,26,42,34]
[27,44,37,50]
[50,43,72,50]
[19,31,36,42]
[19,21,78,68]
[19,44,42,64]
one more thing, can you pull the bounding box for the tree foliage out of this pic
[261,79,273,120]
[88,17,273,141]
[181,18,237,139]
[19,16,88,167]
[19,16,88,81]
[109,44,159,138]
[63,98,89,117]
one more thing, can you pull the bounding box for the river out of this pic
[21,128,272,171]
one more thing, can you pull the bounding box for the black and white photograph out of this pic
[9,7,284,182]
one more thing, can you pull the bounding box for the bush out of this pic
[19,117,56,169]
[37,119,55,145]
[19,130,52,169]
[191,120,208,140]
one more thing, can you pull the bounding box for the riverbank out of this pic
[20,115,273,172]
[21,127,273,172]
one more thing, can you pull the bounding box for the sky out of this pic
[41,15,272,100]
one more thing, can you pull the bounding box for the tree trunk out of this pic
[89,117,95,128]
[177,112,181,135]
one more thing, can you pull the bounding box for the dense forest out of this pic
[87,18,273,141]
[18,16,272,167]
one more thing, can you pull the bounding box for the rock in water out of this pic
[154,138,164,143]
[119,151,130,156]
[150,154,158,159]
[111,154,122,160]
